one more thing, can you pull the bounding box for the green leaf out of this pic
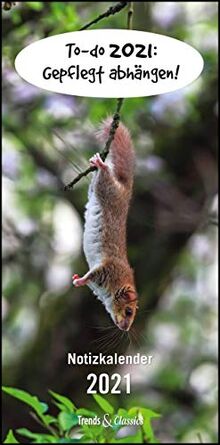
[135,408,160,444]
[49,390,76,412]
[4,430,19,443]
[16,428,38,439]
[79,435,95,444]
[76,408,97,417]
[141,408,161,418]
[117,408,130,418]
[58,440,81,444]
[25,2,43,10]
[43,414,58,425]
[58,412,78,431]
[142,419,156,444]
[81,423,104,441]
[82,423,104,436]
[93,394,114,415]
[16,429,56,443]
[128,407,160,419]
[126,407,160,443]
[53,401,66,412]
[40,402,49,413]
[2,386,48,416]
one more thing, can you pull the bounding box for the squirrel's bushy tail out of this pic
[96,118,135,187]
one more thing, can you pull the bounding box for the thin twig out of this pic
[127,1,134,30]
[80,2,128,31]
[197,432,203,443]
[30,412,59,438]
[64,2,134,191]
[64,98,124,190]
[100,97,124,160]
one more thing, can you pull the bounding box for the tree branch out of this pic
[127,1,134,30]
[64,2,134,190]
[64,98,124,190]
[79,2,128,31]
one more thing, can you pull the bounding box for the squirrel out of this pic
[72,119,138,331]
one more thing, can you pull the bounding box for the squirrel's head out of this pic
[112,286,138,331]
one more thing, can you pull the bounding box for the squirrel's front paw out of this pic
[89,153,107,170]
[72,274,79,287]
[72,274,87,287]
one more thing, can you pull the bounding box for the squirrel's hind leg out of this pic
[90,153,123,204]
[72,273,88,287]
[89,153,107,170]
[72,265,109,288]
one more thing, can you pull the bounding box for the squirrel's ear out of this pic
[124,290,137,303]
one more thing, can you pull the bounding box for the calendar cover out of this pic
[2,2,218,443]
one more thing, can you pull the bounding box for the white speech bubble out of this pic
[15,29,204,98]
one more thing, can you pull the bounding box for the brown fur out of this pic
[96,120,135,261]
[73,120,138,331]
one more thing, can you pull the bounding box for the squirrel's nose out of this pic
[117,319,130,331]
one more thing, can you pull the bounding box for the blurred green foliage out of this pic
[3,387,160,443]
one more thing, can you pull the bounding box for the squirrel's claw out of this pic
[72,274,87,287]
[89,153,107,170]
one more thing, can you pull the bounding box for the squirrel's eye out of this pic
[125,307,133,317]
